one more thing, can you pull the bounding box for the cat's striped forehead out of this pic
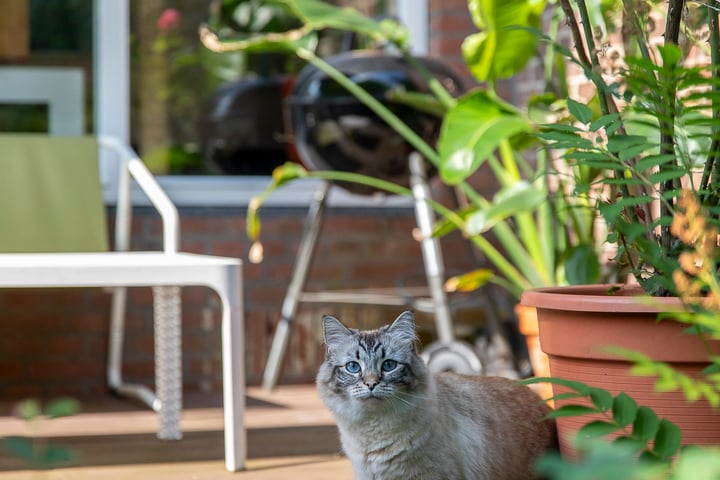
[355,331,387,359]
[322,311,418,360]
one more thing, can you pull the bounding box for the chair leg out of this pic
[153,285,183,440]
[262,181,331,391]
[408,153,454,344]
[107,287,161,410]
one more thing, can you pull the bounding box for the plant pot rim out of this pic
[520,284,682,313]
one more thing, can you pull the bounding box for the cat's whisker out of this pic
[390,391,418,406]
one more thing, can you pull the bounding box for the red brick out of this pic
[210,241,245,258]
[27,361,103,381]
[0,362,25,380]
[47,335,86,356]
[431,13,475,34]
[430,0,470,12]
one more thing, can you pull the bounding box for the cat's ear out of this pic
[388,311,417,348]
[323,315,353,348]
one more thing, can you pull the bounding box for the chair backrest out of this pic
[0,134,109,253]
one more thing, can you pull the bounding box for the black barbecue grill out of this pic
[199,51,465,186]
[286,51,464,194]
[199,76,292,175]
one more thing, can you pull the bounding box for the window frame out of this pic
[96,0,427,208]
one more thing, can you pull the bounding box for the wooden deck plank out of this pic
[0,386,353,479]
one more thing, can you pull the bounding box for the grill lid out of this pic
[287,51,464,195]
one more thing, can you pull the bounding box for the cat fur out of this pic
[316,310,557,480]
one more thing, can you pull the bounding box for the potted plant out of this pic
[199,0,609,387]
[519,0,720,458]
[526,191,720,476]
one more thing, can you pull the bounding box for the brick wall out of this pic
[428,0,476,85]
[1,0,535,400]
[0,197,485,399]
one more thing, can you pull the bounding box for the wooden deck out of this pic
[0,385,353,479]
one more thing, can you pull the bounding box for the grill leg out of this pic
[262,181,331,391]
[409,152,454,344]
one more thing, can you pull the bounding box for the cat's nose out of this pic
[365,381,378,391]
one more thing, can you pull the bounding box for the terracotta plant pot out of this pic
[521,284,720,457]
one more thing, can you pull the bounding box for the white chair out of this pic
[0,134,246,472]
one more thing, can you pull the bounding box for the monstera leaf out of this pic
[275,0,408,46]
[463,0,546,81]
[437,90,534,184]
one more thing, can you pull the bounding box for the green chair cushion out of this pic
[0,134,109,253]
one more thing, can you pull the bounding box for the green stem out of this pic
[490,220,549,288]
[457,181,486,208]
[299,169,466,228]
[498,141,553,284]
[402,52,457,110]
[498,139,521,181]
[467,233,532,298]
[536,150,557,279]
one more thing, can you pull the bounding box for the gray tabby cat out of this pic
[317,311,557,480]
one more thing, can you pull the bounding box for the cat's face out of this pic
[318,311,427,403]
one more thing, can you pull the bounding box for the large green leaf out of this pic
[564,244,600,285]
[652,419,682,459]
[438,91,534,184]
[463,0,546,81]
[466,180,545,234]
[444,268,494,292]
[578,420,621,439]
[611,392,638,428]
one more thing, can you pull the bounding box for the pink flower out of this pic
[157,8,181,33]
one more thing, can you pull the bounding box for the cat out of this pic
[316,310,557,480]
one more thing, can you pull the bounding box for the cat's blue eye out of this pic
[381,359,397,372]
[345,361,361,373]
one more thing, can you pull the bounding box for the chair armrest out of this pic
[99,136,180,254]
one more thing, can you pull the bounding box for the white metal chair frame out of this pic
[0,136,246,472]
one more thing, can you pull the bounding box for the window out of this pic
[2,0,427,207]
[129,0,424,177]
[0,0,93,135]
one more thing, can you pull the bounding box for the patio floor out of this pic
[0,385,353,479]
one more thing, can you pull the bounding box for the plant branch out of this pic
[559,0,591,69]
[659,0,685,258]
[701,0,720,208]
[574,0,611,116]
